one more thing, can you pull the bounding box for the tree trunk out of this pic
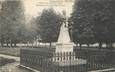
[108,43,113,49]
[10,39,12,47]
[106,43,112,49]
[1,42,3,47]
[99,42,102,49]
[50,42,52,48]
[27,41,29,47]
[7,43,8,47]
[87,44,90,47]
[106,43,109,48]
[9,43,12,47]
[14,43,17,47]
[79,43,82,48]
[32,43,33,48]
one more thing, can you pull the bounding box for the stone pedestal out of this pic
[56,43,74,52]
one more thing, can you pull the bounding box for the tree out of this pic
[92,0,115,48]
[37,8,61,46]
[0,0,25,46]
[71,0,96,46]
[71,0,115,48]
[23,16,38,45]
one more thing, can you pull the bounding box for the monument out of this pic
[52,12,87,67]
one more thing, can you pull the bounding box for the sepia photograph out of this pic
[0,0,115,72]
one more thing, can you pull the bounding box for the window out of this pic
[63,57,65,60]
[57,57,59,61]
[69,56,71,60]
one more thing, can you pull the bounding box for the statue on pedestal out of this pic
[54,11,87,67]
[56,11,75,52]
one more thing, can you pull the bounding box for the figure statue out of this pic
[57,11,71,43]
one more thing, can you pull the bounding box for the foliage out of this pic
[0,0,25,46]
[37,8,62,43]
[71,0,115,47]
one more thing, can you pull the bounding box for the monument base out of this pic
[56,42,75,52]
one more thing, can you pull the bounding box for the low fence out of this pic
[74,47,115,71]
[20,47,115,72]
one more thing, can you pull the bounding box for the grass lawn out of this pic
[0,47,21,57]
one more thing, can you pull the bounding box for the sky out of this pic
[23,0,74,17]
